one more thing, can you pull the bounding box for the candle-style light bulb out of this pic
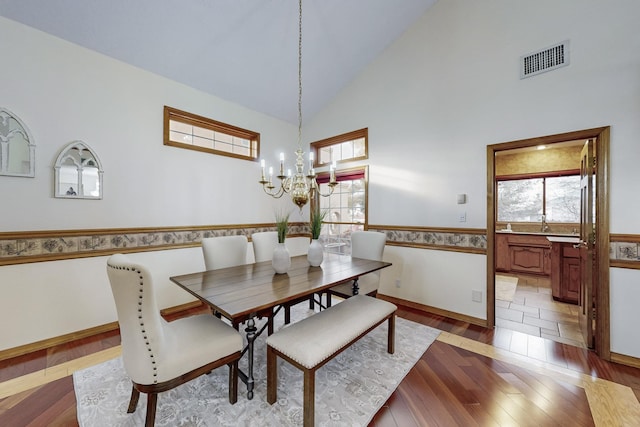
[279,152,285,176]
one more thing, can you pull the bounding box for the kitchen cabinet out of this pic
[548,237,581,304]
[495,233,551,276]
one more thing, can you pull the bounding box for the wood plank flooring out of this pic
[1,303,640,426]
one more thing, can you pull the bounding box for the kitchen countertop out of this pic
[545,235,580,244]
[496,229,580,243]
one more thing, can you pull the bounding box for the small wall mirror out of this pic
[0,107,36,177]
[54,141,103,199]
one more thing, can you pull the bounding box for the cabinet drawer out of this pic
[562,246,580,258]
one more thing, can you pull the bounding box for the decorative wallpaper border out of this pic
[610,234,640,269]
[0,224,308,266]
[1,225,638,269]
[368,225,487,254]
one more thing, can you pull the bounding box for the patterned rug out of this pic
[74,302,439,426]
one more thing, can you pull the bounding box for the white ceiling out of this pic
[0,0,438,124]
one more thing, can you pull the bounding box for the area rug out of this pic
[74,302,440,426]
[496,274,518,302]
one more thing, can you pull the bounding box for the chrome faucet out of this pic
[541,214,550,232]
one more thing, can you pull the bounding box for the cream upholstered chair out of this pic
[202,235,254,326]
[106,254,243,427]
[202,235,248,270]
[251,231,278,262]
[326,231,386,307]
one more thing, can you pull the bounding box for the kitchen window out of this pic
[497,173,580,223]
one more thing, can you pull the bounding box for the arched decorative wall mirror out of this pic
[54,140,104,199]
[0,107,36,177]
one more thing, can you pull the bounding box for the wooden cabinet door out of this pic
[550,243,562,299]
[495,234,510,272]
[562,256,581,303]
[510,246,546,274]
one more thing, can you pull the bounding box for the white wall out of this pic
[307,0,640,356]
[379,246,486,320]
[610,268,640,357]
[0,16,302,231]
[0,16,307,351]
[0,237,309,351]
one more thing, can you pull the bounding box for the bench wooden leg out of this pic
[267,346,277,404]
[303,369,315,427]
[388,314,395,354]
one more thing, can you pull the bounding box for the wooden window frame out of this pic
[313,165,368,228]
[163,106,260,162]
[310,128,368,167]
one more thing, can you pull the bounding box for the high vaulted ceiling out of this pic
[0,0,438,124]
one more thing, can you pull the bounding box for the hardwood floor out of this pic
[2,303,640,426]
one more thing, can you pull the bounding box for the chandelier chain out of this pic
[298,0,303,148]
[258,0,338,211]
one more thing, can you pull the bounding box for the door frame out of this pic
[486,126,610,359]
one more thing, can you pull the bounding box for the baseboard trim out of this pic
[0,322,119,363]
[0,301,208,362]
[377,294,488,328]
[611,351,640,369]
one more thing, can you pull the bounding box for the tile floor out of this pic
[495,274,586,348]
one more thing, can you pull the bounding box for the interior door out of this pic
[579,139,596,349]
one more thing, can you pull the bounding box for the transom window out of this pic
[310,128,367,167]
[163,106,259,161]
[497,172,580,222]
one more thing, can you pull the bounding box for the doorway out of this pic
[486,127,610,359]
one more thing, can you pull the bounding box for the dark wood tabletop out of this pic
[170,253,392,322]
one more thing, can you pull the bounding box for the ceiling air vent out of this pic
[520,40,569,79]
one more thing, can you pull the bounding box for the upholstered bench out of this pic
[266,295,397,427]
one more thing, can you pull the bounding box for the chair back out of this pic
[106,254,165,384]
[251,231,279,262]
[202,235,248,270]
[351,231,386,261]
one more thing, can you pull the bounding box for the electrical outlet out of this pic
[472,290,482,302]
[395,279,401,288]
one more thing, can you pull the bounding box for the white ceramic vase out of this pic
[307,239,324,267]
[272,243,291,274]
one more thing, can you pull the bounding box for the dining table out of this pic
[169,253,392,399]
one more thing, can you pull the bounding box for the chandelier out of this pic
[259,0,337,211]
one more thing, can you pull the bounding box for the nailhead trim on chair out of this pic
[107,262,159,384]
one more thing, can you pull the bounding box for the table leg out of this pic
[352,278,360,295]
[244,317,257,400]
